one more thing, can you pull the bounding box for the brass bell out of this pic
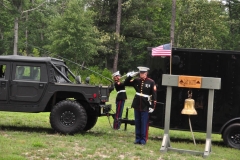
[181,91,197,115]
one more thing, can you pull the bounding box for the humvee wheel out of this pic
[50,100,87,134]
[84,112,98,131]
[223,123,240,149]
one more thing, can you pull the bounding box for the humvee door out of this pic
[10,63,48,102]
[0,63,9,101]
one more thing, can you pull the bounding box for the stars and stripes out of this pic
[151,43,171,57]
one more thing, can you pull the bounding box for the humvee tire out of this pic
[223,123,240,149]
[84,112,98,131]
[50,100,87,134]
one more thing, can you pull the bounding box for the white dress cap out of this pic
[137,66,150,72]
[112,71,121,77]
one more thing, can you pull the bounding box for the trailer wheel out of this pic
[50,100,87,134]
[223,123,240,149]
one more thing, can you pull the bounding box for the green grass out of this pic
[0,87,239,160]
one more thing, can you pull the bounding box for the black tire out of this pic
[50,100,87,134]
[84,112,98,131]
[223,123,240,149]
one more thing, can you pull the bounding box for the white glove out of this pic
[126,71,132,77]
[149,108,154,113]
[130,71,138,77]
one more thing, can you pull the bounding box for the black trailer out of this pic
[123,48,240,149]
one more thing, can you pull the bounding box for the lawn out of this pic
[0,87,239,160]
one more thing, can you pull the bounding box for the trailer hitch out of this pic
[119,107,135,131]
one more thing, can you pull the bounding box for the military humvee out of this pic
[0,55,112,134]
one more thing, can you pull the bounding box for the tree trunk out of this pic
[12,0,22,55]
[12,0,46,55]
[13,17,19,55]
[25,12,28,55]
[41,27,44,41]
[113,0,122,73]
[170,0,176,47]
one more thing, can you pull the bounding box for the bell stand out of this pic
[160,74,221,158]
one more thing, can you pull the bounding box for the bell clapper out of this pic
[188,90,196,145]
[188,115,196,146]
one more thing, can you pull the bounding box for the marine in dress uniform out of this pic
[112,71,127,130]
[125,67,157,145]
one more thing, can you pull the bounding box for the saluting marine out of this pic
[125,66,157,145]
[112,71,127,130]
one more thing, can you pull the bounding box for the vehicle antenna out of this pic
[56,55,113,83]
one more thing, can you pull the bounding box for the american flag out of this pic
[152,43,171,57]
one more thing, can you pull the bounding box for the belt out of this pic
[136,92,150,98]
[117,90,126,94]
[136,92,152,105]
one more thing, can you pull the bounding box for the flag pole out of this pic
[170,40,172,75]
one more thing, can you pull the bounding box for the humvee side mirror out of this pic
[85,77,90,84]
[75,75,81,84]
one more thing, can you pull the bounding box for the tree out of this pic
[170,0,176,46]
[120,0,171,71]
[45,0,100,68]
[113,0,122,72]
[12,0,47,55]
[176,0,228,49]
[0,0,64,56]
[86,0,120,70]
[225,0,240,50]
[0,0,14,55]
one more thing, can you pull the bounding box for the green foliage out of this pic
[86,0,172,72]
[0,1,15,55]
[176,0,229,49]
[89,74,98,85]
[32,48,40,57]
[101,68,112,85]
[225,0,240,50]
[1,0,240,79]
[45,0,101,65]
[18,49,27,56]
[88,68,112,86]
[74,65,112,85]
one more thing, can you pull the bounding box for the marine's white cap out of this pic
[137,66,150,72]
[112,71,121,77]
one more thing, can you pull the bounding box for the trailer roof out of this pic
[148,46,240,55]
[172,47,240,55]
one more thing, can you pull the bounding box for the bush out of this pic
[74,66,112,85]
